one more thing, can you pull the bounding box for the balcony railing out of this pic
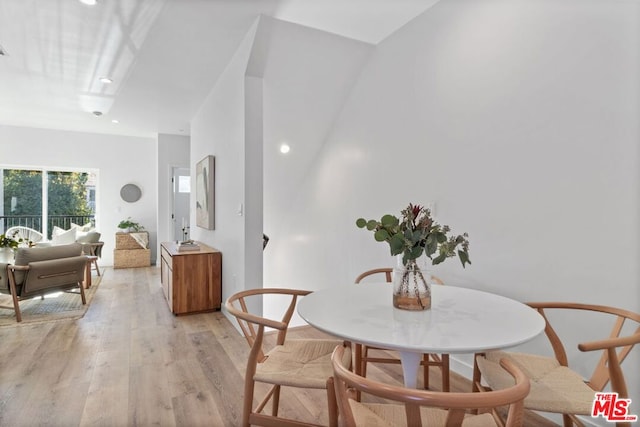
[0,215,95,239]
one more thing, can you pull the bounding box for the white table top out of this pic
[297,283,545,355]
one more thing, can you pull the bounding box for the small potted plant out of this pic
[117,217,144,233]
[0,231,20,263]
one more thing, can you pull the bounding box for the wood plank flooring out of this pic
[0,267,558,426]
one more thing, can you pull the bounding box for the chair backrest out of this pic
[12,243,87,298]
[355,267,444,285]
[77,232,103,257]
[225,288,312,360]
[528,302,640,395]
[331,346,530,427]
[6,226,44,244]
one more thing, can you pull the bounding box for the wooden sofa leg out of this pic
[8,272,22,323]
[12,293,22,322]
[78,281,87,305]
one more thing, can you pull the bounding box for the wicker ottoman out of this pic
[113,232,150,268]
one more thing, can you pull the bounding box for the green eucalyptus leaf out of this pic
[432,253,447,265]
[374,229,390,242]
[381,214,399,227]
[366,220,379,230]
[409,246,423,259]
[458,250,471,267]
[425,239,438,256]
[389,234,405,254]
[355,218,367,228]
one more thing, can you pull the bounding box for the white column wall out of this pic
[190,20,259,314]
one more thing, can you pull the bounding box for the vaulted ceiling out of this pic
[0,0,438,138]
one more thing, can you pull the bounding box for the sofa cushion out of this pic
[76,231,101,244]
[51,227,77,245]
[71,222,94,232]
[13,243,83,286]
[15,243,83,265]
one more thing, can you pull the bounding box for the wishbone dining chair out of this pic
[473,302,640,427]
[332,345,530,426]
[225,287,352,427]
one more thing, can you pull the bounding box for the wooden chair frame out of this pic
[473,302,640,427]
[225,288,349,427]
[82,241,104,276]
[2,261,87,323]
[354,268,450,392]
[332,345,530,427]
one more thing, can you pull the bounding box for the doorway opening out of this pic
[172,167,190,242]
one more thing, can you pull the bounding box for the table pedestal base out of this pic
[399,351,421,388]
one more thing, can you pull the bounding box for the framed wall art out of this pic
[196,155,215,230]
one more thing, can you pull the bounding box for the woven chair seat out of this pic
[256,338,350,388]
[349,401,499,427]
[477,350,595,414]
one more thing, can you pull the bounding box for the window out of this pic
[0,167,97,238]
[178,175,191,193]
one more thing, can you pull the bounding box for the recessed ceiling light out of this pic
[111,119,119,124]
[79,0,97,5]
[279,143,291,154]
[99,77,113,84]
[92,111,102,116]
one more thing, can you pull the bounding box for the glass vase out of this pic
[392,257,432,310]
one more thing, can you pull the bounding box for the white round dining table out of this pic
[297,283,545,388]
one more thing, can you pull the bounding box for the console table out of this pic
[160,241,222,315]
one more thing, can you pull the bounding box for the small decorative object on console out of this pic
[178,240,200,252]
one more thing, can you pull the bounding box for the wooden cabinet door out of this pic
[172,253,217,314]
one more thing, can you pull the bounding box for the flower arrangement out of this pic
[357,203,470,310]
[0,231,21,249]
[356,203,471,268]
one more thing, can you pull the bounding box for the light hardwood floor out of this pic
[0,267,558,426]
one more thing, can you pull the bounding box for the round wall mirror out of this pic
[120,183,142,203]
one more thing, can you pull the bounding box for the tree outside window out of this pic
[1,168,96,238]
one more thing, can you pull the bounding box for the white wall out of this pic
[263,0,639,411]
[0,124,158,265]
[191,16,372,319]
[157,133,190,254]
[258,18,373,300]
[190,19,259,312]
